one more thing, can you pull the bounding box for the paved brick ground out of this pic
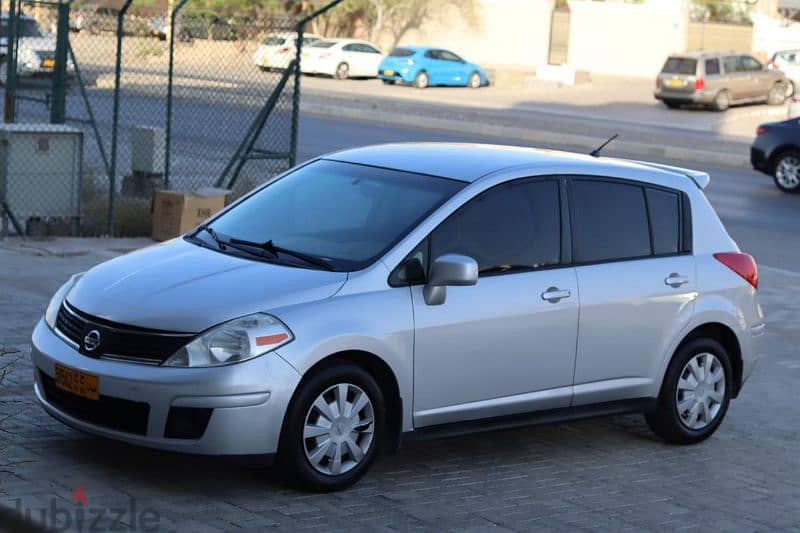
[1,239,798,532]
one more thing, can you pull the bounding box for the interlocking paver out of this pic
[1,242,799,531]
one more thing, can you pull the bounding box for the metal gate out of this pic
[2,0,342,236]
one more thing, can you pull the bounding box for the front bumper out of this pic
[31,319,301,456]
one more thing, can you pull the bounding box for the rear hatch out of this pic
[380,48,416,75]
[658,56,698,93]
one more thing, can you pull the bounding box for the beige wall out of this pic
[566,0,689,78]
[687,22,753,53]
[378,0,553,69]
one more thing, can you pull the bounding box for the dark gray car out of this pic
[655,51,790,111]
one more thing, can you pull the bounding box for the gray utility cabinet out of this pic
[0,124,83,236]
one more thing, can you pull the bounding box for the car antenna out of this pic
[590,134,619,157]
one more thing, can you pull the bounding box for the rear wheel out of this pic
[646,338,732,444]
[414,71,429,89]
[278,362,384,491]
[334,62,349,80]
[767,82,788,105]
[772,151,800,193]
[712,90,730,111]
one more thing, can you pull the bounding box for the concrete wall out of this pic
[752,13,800,58]
[687,22,754,54]
[566,0,689,78]
[378,0,553,70]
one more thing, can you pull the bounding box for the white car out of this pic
[769,49,800,97]
[0,14,74,84]
[253,32,321,71]
[301,38,384,79]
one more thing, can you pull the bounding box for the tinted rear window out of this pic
[571,180,651,263]
[389,48,415,57]
[662,57,697,75]
[646,188,680,255]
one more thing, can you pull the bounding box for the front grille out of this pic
[40,371,150,436]
[55,302,195,365]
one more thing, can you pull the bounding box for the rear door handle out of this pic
[665,273,689,288]
[541,287,571,303]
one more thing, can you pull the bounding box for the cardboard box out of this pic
[151,188,228,242]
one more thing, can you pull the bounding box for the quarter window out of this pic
[571,180,651,263]
[646,188,681,255]
[430,180,561,275]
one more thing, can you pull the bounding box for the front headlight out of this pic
[163,313,293,368]
[44,273,83,330]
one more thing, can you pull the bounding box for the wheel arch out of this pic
[286,350,404,453]
[672,322,743,398]
[767,145,800,174]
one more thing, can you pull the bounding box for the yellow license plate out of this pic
[42,58,55,68]
[55,363,99,401]
[665,79,683,87]
[384,69,395,76]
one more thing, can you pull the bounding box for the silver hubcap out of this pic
[303,383,374,476]
[676,353,725,430]
[337,64,348,78]
[776,156,800,189]
[470,74,480,87]
[418,73,428,87]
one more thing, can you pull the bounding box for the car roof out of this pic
[668,50,739,59]
[325,143,709,189]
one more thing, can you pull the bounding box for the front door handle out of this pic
[542,287,571,303]
[665,273,689,288]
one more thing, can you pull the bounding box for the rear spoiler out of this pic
[629,160,711,190]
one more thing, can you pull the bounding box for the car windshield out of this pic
[262,36,285,46]
[311,40,336,48]
[199,160,465,271]
[661,57,697,75]
[389,48,415,57]
[2,18,43,37]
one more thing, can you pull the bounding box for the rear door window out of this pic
[570,180,651,263]
[662,57,697,75]
[705,58,721,76]
[723,56,740,73]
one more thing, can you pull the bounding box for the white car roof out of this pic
[325,143,709,189]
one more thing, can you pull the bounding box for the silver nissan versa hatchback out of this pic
[32,144,764,491]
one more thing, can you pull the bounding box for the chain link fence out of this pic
[2,1,339,237]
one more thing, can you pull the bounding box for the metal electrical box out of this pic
[0,124,83,236]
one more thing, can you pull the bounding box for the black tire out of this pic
[771,150,800,193]
[334,62,349,80]
[767,82,788,105]
[646,338,733,445]
[712,90,730,112]
[663,99,682,109]
[468,71,481,89]
[414,71,429,89]
[277,362,385,492]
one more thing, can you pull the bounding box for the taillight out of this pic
[768,60,780,71]
[714,252,758,289]
[277,46,289,53]
[756,125,768,135]
[694,77,706,90]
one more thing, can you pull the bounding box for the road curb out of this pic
[301,101,752,168]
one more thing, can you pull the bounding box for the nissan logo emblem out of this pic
[83,329,101,352]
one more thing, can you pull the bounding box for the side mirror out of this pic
[423,254,478,306]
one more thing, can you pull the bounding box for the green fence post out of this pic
[107,0,133,236]
[50,0,72,124]
[164,0,189,189]
[4,0,20,123]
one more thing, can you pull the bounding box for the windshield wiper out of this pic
[197,224,227,250]
[227,237,334,271]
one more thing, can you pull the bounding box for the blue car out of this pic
[378,46,489,89]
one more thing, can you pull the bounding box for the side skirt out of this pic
[401,397,657,444]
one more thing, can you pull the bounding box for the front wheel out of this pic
[767,82,788,105]
[772,151,800,193]
[278,362,384,491]
[468,72,481,89]
[646,338,732,445]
